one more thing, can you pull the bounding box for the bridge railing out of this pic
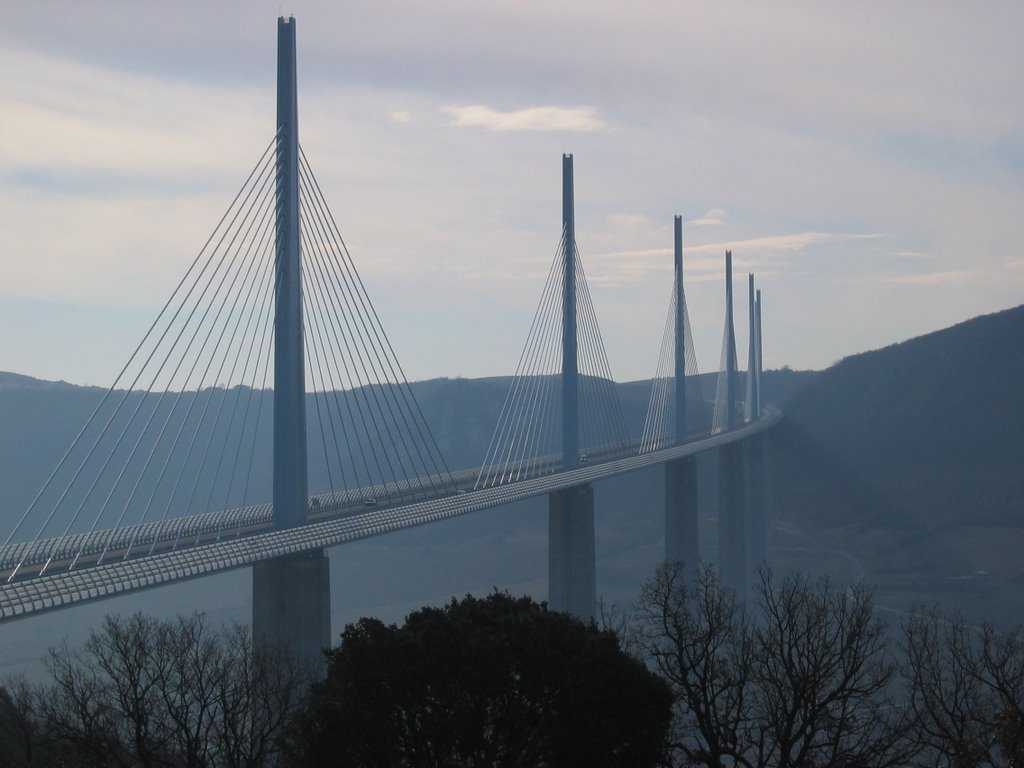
[0,406,782,621]
[0,416,732,583]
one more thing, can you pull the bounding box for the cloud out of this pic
[389,110,411,124]
[686,232,885,256]
[462,269,550,282]
[845,270,977,286]
[443,105,607,132]
[0,46,267,219]
[690,208,727,226]
[588,233,864,263]
[890,250,932,259]
[580,248,718,285]
[578,231,889,285]
[589,247,671,261]
[606,213,651,230]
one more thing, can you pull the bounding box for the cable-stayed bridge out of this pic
[0,17,778,667]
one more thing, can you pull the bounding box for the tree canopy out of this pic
[284,591,673,767]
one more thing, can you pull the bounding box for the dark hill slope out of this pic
[773,304,1024,529]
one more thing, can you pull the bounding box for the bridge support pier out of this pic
[745,434,769,583]
[253,549,331,672]
[549,484,596,620]
[718,442,747,600]
[665,455,699,576]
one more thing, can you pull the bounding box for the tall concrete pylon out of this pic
[718,250,747,599]
[665,215,699,574]
[724,250,738,431]
[561,154,579,474]
[272,16,307,533]
[756,289,763,416]
[549,154,596,620]
[252,16,331,672]
[673,216,687,442]
[745,274,759,423]
[745,286,769,581]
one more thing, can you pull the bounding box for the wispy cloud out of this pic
[606,213,650,230]
[389,110,411,124]
[462,269,550,282]
[890,250,932,259]
[589,232,885,263]
[686,232,885,256]
[844,270,977,285]
[690,208,727,226]
[578,231,889,285]
[581,248,718,286]
[443,105,607,132]
[0,48,263,184]
[589,247,671,261]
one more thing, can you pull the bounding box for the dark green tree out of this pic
[285,591,672,767]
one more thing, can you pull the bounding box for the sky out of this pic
[1,1,1022,387]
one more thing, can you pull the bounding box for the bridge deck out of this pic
[0,409,779,621]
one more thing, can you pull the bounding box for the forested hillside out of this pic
[772,304,1024,529]
[768,304,1024,625]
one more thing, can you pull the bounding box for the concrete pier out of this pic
[745,433,769,579]
[666,456,699,575]
[253,549,331,670]
[718,441,747,600]
[549,484,596,620]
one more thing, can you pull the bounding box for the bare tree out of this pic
[903,608,1024,767]
[979,625,1024,766]
[634,561,755,767]
[212,625,307,768]
[39,634,134,767]
[634,562,915,768]
[20,613,308,768]
[752,571,912,768]
[157,615,228,768]
[0,677,47,768]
